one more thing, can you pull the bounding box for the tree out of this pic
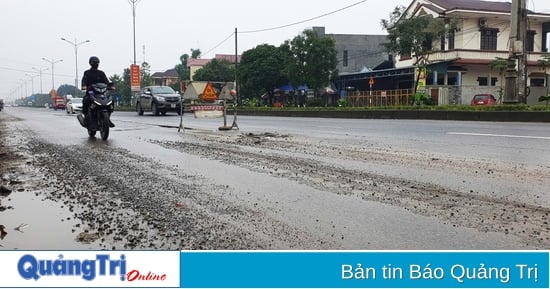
[238,44,287,101]
[174,48,201,83]
[280,29,338,94]
[489,57,509,103]
[57,84,81,97]
[193,59,235,82]
[381,6,456,94]
[108,74,127,105]
[141,61,152,87]
[175,54,190,81]
[190,48,201,59]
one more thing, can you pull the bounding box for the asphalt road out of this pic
[0,106,549,249]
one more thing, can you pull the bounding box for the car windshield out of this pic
[151,87,176,94]
[70,98,83,104]
[473,94,491,101]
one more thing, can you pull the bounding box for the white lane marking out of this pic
[448,132,550,140]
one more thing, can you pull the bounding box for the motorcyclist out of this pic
[80,56,115,127]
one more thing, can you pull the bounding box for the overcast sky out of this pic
[2,0,550,101]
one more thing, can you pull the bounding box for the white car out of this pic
[66,98,83,114]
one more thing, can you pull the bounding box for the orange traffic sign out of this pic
[201,82,218,101]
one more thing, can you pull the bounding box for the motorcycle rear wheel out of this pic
[88,129,96,137]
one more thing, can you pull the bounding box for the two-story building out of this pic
[338,0,550,105]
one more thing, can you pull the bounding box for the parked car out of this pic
[471,94,497,106]
[66,98,83,114]
[134,86,182,116]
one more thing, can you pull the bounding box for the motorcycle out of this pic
[77,83,114,140]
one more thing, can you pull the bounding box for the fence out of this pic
[344,89,413,107]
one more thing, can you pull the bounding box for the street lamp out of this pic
[42,58,63,91]
[61,37,90,95]
[32,67,49,94]
[20,79,28,98]
[26,73,38,95]
[128,0,141,65]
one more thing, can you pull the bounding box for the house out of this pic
[152,54,241,85]
[312,26,391,74]
[187,58,211,81]
[151,68,179,86]
[187,54,241,81]
[337,0,550,105]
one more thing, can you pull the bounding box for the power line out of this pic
[0,66,35,73]
[203,32,235,57]
[202,0,368,55]
[240,0,367,34]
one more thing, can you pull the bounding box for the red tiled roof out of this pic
[187,58,211,66]
[215,54,241,63]
[430,0,511,13]
[151,68,178,79]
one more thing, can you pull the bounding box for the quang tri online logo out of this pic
[17,253,167,282]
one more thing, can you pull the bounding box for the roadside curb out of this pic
[232,109,550,123]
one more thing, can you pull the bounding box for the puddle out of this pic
[0,190,98,250]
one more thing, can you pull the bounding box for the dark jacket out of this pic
[81,68,109,90]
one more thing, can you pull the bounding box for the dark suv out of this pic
[134,86,182,116]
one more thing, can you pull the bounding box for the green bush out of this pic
[413,92,435,106]
[337,98,350,107]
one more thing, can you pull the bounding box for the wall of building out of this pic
[331,34,389,74]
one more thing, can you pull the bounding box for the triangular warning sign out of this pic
[201,82,218,101]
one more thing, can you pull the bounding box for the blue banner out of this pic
[180,251,549,288]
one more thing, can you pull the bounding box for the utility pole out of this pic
[504,0,527,104]
[518,0,528,104]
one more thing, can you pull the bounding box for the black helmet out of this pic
[89,56,100,65]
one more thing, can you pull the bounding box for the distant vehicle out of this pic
[134,86,182,116]
[66,98,83,114]
[471,94,497,106]
[50,89,66,110]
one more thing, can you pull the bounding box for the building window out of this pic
[343,50,348,67]
[448,31,455,49]
[476,77,498,86]
[531,78,545,87]
[422,37,433,51]
[480,28,498,50]
[527,30,536,52]
[440,31,455,51]
[477,77,488,86]
[399,53,412,60]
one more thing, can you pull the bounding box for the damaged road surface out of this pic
[1,107,549,250]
